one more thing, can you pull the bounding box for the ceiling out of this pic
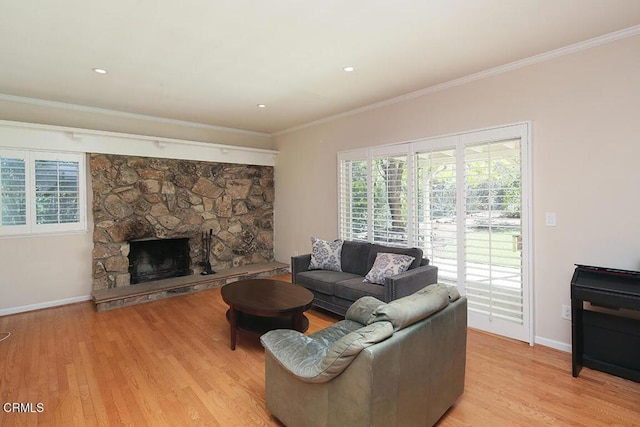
[1,1,639,135]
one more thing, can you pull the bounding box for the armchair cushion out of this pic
[369,283,449,330]
[309,237,343,271]
[261,320,393,383]
[345,296,385,324]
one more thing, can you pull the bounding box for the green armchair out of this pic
[261,284,467,426]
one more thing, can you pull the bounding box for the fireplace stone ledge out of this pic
[92,261,288,312]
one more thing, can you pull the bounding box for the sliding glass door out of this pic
[338,123,531,343]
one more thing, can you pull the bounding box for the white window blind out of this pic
[371,154,408,246]
[35,159,80,225]
[0,149,85,236]
[337,123,531,343]
[338,158,369,241]
[0,154,27,228]
[415,147,458,281]
[464,139,523,324]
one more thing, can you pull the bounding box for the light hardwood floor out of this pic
[1,276,639,426]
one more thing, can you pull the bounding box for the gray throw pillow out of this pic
[308,237,343,271]
[363,252,415,284]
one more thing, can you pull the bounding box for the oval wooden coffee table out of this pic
[221,279,314,350]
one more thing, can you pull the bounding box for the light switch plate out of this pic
[545,212,557,226]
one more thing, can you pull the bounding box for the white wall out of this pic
[0,231,94,314]
[273,34,640,350]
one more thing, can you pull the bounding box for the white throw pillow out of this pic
[308,237,343,271]
[363,252,415,285]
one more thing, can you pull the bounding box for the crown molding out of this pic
[0,93,270,138]
[274,24,640,136]
[0,119,278,166]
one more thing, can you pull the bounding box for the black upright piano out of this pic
[571,264,640,382]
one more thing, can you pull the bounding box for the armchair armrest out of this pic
[291,254,312,283]
[261,321,394,383]
[384,264,438,301]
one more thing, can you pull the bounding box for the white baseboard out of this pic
[535,336,571,353]
[0,295,92,316]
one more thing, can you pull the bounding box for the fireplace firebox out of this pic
[128,238,191,284]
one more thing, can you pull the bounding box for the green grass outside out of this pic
[437,228,522,269]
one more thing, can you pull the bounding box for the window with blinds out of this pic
[35,160,81,225]
[371,154,408,246]
[464,139,523,324]
[1,155,27,227]
[338,158,368,241]
[415,147,458,282]
[0,150,85,235]
[337,123,530,343]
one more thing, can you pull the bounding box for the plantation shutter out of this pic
[464,139,524,324]
[337,123,530,343]
[34,159,80,225]
[0,151,28,231]
[338,157,369,241]
[414,147,458,281]
[1,150,85,235]
[371,153,408,246]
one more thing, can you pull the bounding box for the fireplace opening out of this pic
[128,238,191,284]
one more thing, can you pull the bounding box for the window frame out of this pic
[0,149,87,237]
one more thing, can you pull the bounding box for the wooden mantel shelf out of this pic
[92,262,289,312]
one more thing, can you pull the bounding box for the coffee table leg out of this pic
[293,310,304,332]
[229,306,237,350]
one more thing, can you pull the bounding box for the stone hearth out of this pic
[91,154,275,292]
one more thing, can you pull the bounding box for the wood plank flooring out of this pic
[1,275,639,426]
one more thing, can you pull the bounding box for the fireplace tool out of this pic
[201,229,215,275]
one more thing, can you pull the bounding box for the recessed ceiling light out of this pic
[343,66,355,72]
[257,104,266,108]
[92,68,107,74]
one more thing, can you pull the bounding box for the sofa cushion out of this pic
[363,252,415,285]
[368,284,449,330]
[340,241,372,276]
[335,277,384,302]
[345,296,385,324]
[308,237,343,271]
[297,270,361,295]
[367,244,423,271]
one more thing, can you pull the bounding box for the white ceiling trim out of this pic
[0,120,278,166]
[274,24,640,137]
[0,93,270,138]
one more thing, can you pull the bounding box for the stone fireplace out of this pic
[91,154,275,291]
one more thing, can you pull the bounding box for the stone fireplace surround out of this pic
[91,154,275,292]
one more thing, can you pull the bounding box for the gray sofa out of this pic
[261,284,467,427]
[292,240,438,316]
